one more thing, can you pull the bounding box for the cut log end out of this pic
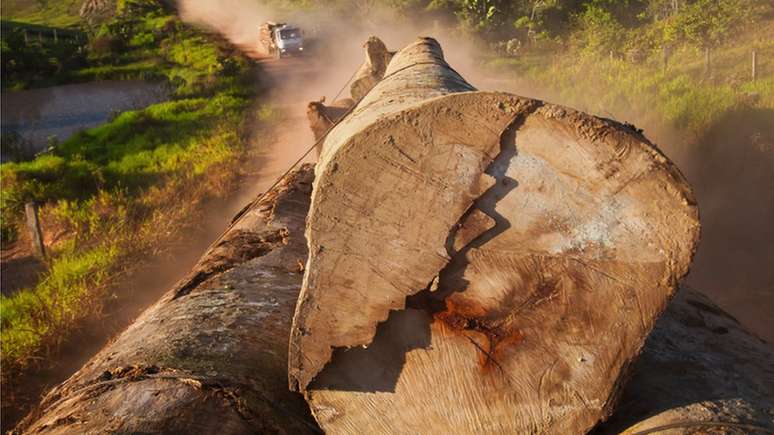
[290,36,700,434]
[289,91,541,393]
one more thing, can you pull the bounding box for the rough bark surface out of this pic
[13,166,319,435]
[289,37,701,434]
[597,288,774,434]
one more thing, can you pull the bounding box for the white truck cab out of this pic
[260,22,305,59]
[275,26,304,56]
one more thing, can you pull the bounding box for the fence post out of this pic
[752,50,758,81]
[25,202,46,258]
[53,28,58,43]
[23,29,29,45]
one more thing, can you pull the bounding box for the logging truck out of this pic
[14,37,773,435]
[259,21,304,59]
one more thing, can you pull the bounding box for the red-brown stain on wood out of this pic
[435,299,524,373]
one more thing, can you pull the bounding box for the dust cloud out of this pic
[177,0,484,90]
[177,1,773,343]
[177,0,275,57]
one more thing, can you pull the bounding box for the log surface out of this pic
[14,167,319,435]
[598,288,774,434]
[13,165,772,435]
[289,37,701,434]
[288,37,539,392]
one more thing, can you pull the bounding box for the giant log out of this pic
[14,37,772,435]
[288,37,702,433]
[598,287,774,434]
[12,168,773,434]
[13,167,319,435]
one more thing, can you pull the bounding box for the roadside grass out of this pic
[2,0,238,91]
[72,59,165,81]
[0,2,259,372]
[485,23,774,137]
[0,84,255,368]
[1,244,118,361]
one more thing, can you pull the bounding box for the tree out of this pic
[574,3,627,56]
[661,0,750,49]
[428,0,520,37]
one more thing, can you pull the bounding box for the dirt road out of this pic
[1,55,331,432]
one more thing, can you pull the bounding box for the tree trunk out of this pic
[13,166,320,435]
[596,287,774,434]
[13,165,772,434]
[288,37,701,434]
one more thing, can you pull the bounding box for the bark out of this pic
[597,287,774,434]
[13,166,320,435]
[288,37,701,434]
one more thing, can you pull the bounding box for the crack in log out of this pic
[414,113,534,371]
[308,109,540,389]
[172,228,289,299]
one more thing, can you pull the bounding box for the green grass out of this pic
[0,86,254,367]
[1,91,249,207]
[1,244,118,361]
[1,0,82,27]
[72,59,164,81]
[0,2,258,371]
[485,27,774,136]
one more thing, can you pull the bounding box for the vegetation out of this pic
[0,24,88,90]
[2,0,247,90]
[372,0,773,135]
[474,0,772,135]
[1,0,82,27]
[269,0,771,136]
[1,0,257,371]
[485,28,773,135]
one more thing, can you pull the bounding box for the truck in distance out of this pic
[259,22,304,59]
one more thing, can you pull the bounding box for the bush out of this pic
[1,28,88,89]
[573,4,626,57]
[660,75,738,131]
